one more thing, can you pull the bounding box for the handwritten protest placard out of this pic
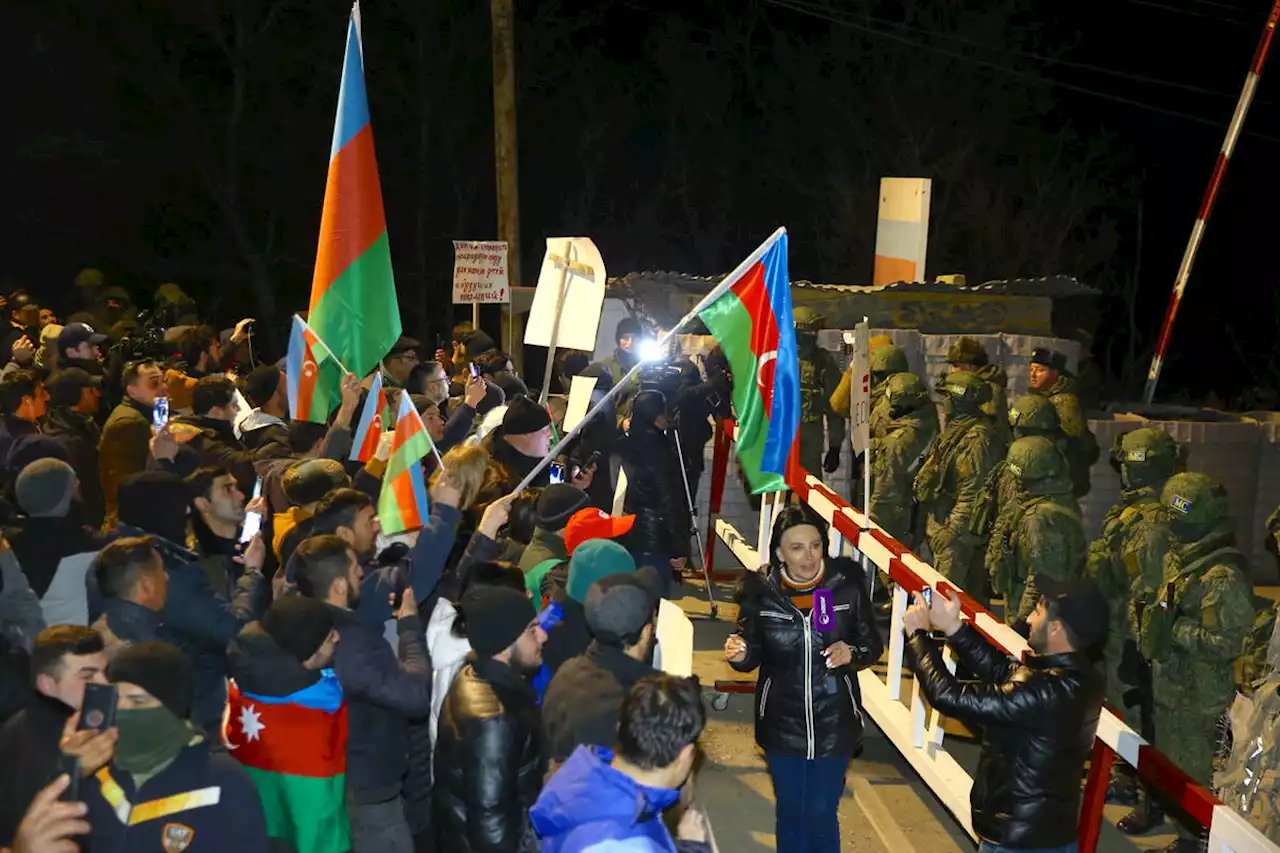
[452,240,510,304]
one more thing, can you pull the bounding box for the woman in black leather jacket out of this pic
[724,504,883,853]
[618,390,690,597]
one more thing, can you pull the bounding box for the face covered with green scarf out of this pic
[114,682,194,776]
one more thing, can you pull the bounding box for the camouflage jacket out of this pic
[870,408,938,540]
[1239,603,1278,694]
[799,347,844,443]
[995,487,1085,621]
[1032,375,1099,496]
[1141,530,1254,712]
[915,415,1003,537]
[974,363,1011,448]
[1086,486,1174,643]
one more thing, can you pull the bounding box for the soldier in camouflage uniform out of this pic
[945,336,1011,447]
[1028,347,1100,497]
[1083,428,1182,811]
[914,372,1003,606]
[986,436,1086,627]
[972,395,1065,598]
[794,307,844,479]
[1136,472,1255,852]
[866,342,910,441]
[869,372,938,547]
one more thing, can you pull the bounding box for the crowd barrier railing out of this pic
[702,419,1278,853]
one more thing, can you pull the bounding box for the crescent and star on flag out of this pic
[224,704,267,751]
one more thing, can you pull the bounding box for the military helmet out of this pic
[939,371,991,414]
[1161,472,1231,535]
[869,342,909,375]
[884,372,930,415]
[946,337,990,367]
[1006,435,1068,485]
[793,306,825,331]
[1008,394,1060,435]
[1115,428,1184,487]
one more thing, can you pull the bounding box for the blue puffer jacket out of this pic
[530,745,711,853]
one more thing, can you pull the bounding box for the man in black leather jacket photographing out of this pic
[903,578,1106,853]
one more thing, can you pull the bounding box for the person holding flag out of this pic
[225,597,349,853]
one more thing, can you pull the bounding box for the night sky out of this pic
[4,0,1277,402]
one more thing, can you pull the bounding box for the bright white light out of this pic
[638,338,666,362]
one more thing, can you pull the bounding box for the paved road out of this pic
[676,575,1185,853]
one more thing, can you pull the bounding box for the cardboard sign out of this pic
[525,238,606,351]
[452,241,510,304]
[653,599,694,677]
[562,375,599,435]
[848,319,871,455]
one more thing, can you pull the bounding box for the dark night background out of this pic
[4,0,1277,403]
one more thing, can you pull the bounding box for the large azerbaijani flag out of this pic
[697,228,800,493]
[378,390,433,533]
[308,3,402,378]
[287,315,343,424]
[224,673,350,853]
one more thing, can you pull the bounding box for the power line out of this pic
[761,0,1280,141]
[1113,0,1251,25]
[777,0,1256,99]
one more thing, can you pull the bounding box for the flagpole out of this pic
[859,315,873,602]
[511,227,787,494]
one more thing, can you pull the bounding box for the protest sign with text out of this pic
[452,240,510,304]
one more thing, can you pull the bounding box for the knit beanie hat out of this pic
[459,586,535,658]
[567,539,637,604]
[536,485,590,532]
[502,396,551,437]
[108,642,193,719]
[615,317,643,342]
[283,459,349,506]
[118,471,190,544]
[261,597,335,663]
[15,458,77,518]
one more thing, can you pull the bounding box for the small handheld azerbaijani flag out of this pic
[696,229,800,493]
[287,315,343,424]
[349,372,387,462]
[378,390,433,534]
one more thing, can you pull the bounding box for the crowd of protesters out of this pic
[0,273,717,853]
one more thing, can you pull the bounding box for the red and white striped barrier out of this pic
[707,420,1278,853]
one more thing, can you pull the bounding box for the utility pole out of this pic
[490,0,521,289]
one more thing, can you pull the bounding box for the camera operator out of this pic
[618,390,690,598]
[669,349,731,504]
[903,580,1106,853]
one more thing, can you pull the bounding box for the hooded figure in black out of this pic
[618,390,690,597]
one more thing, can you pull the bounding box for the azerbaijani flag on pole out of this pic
[224,673,350,853]
[378,390,433,534]
[287,315,343,424]
[697,229,800,493]
[308,2,402,378]
[349,372,388,462]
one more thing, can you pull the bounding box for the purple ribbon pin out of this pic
[812,588,836,632]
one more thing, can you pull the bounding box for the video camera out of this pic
[108,310,173,364]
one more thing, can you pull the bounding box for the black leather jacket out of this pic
[618,423,690,558]
[906,625,1104,848]
[434,656,546,853]
[730,558,883,758]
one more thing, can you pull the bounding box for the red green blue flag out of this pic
[287,315,342,424]
[308,3,402,378]
[224,673,350,853]
[349,372,388,462]
[697,228,799,493]
[378,390,433,533]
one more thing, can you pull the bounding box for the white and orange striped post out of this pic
[1143,0,1280,403]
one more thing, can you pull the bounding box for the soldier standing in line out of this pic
[914,372,1003,606]
[1028,348,1100,497]
[986,436,1086,628]
[1083,428,1183,815]
[945,337,1011,448]
[793,307,844,480]
[869,372,938,549]
[1136,472,1255,853]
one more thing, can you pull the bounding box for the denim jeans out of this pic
[348,796,414,853]
[978,842,1078,853]
[764,751,851,853]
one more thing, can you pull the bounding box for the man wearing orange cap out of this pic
[526,508,636,603]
